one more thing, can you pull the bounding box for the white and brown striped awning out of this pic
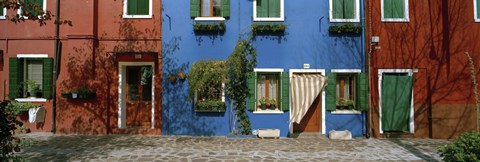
[290,73,327,124]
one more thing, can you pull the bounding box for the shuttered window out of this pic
[127,0,149,15]
[247,71,289,112]
[253,0,283,21]
[382,0,408,21]
[476,0,480,21]
[326,72,368,112]
[21,0,44,17]
[1,4,5,17]
[332,0,356,20]
[9,57,53,99]
[191,0,230,18]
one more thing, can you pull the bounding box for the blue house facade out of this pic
[162,0,368,137]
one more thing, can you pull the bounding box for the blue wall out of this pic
[162,0,366,137]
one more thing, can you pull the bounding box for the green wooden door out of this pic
[381,75,413,132]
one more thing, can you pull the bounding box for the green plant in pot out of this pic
[346,99,355,110]
[258,97,267,110]
[7,102,41,116]
[21,80,41,98]
[269,98,277,110]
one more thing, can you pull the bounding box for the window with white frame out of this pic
[190,0,230,20]
[335,74,356,110]
[0,4,6,19]
[123,0,152,18]
[9,55,53,100]
[330,0,360,22]
[18,0,46,19]
[475,0,480,22]
[253,0,284,21]
[381,0,409,22]
[326,70,368,113]
[247,69,289,113]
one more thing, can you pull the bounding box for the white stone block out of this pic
[328,130,352,140]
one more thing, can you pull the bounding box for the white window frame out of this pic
[381,0,409,22]
[252,68,284,114]
[17,0,47,20]
[194,0,226,21]
[329,0,360,22]
[0,7,6,19]
[330,69,362,114]
[123,0,153,19]
[475,0,480,22]
[253,0,285,22]
[14,54,49,103]
[378,69,417,134]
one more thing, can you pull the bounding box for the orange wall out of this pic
[0,0,162,134]
[367,0,479,138]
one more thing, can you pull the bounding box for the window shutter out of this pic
[8,58,23,99]
[42,58,53,99]
[268,0,280,18]
[477,0,480,19]
[281,72,289,111]
[127,0,138,15]
[392,0,404,18]
[256,0,268,18]
[383,0,393,18]
[247,72,256,111]
[356,73,368,111]
[0,4,4,15]
[332,0,344,19]
[326,73,337,111]
[137,0,149,15]
[344,0,355,19]
[221,0,230,17]
[190,0,200,18]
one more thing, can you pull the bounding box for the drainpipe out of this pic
[52,0,60,134]
[360,0,367,137]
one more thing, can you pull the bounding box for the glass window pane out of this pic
[141,76,152,101]
[127,68,140,101]
[257,75,266,100]
[213,0,221,16]
[268,75,278,100]
[27,59,43,90]
[201,0,211,16]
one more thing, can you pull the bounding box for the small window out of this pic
[475,0,480,22]
[0,4,6,19]
[256,73,280,111]
[330,0,360,22]
[253,0,284,21]
[123,0,152,18]
[247,70,289,113]
[382,0,409,22]
[336,74,355,110]
[18,0,46,19]
[9,56,53,100]
[200,0,222,17]
[191,0,229,20]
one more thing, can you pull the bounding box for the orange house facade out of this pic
[0,0,162,134]
[367,0,480,138]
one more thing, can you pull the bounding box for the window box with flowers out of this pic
[251,23,287,35]
[193,21,226,33]
[61,87,96,99]
[328,23,361,35]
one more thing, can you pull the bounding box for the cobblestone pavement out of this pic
[15,133,450,162]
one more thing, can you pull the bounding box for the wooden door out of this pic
[126,66,152,128]
[293,94,322,132]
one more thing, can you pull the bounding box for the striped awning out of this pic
[290,73,327,124]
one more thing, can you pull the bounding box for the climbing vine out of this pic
[225,38,256,135]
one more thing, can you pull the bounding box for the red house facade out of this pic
[367,0,480,138]
[0,0,162,134]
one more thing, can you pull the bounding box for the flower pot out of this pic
[270,104,276,110]
[260,104,266,110]
[168,75,177,83]
[177,72,187,80]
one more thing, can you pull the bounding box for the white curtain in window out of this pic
[290,73,326,124]
[27,60,43,90]
[257,75,266,102]
[268,75,277,100]
[201,0,211,17]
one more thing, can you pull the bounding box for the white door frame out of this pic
[289,69,326,134]
[118,62,155,129]
[378,69,417,134]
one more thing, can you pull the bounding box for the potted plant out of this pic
[337,98,347,107]
[21,80,41,98]
[258,97,268,110]
[346,99,355,110]
[168,74,177,83]
[269,98,277,110]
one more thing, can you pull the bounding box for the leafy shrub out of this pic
[0,101,22,159]
[438,132,480,162]
[194,100,226,112]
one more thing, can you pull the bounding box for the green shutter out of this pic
[268,0,280,18]
[477,0,480,19]
[190,0,200,17]
[247,72,256,111]
[392,0,404,18]
[221,0,230,17]
[332,0,343,19]
[256,0,268,18]
[0,4,4,16]
[326,73,337,111]
[42,58,53,99]
[281,72,289,111]
[127,0,137,15]
[344,0,355,19]
[383,0,392,18]
[356,73,368,111]
[137,0,149,15]
[9,58,23,99]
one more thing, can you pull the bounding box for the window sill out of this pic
[253,109,283,114]
[330,18,360,23]
[331,110,361,114]
[381,18,409,22]
[15,98,48,102]
[122,15,152,19]
[253,17,284,22]
[476,19,480,23]
[194,17,225,21]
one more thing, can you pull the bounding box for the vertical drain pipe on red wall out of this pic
[52,0,61,134]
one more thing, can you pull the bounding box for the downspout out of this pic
[361,0,367,138]
[52,0,60,134]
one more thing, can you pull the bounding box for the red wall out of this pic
[0,0,162,134]
[367,0,479,138]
